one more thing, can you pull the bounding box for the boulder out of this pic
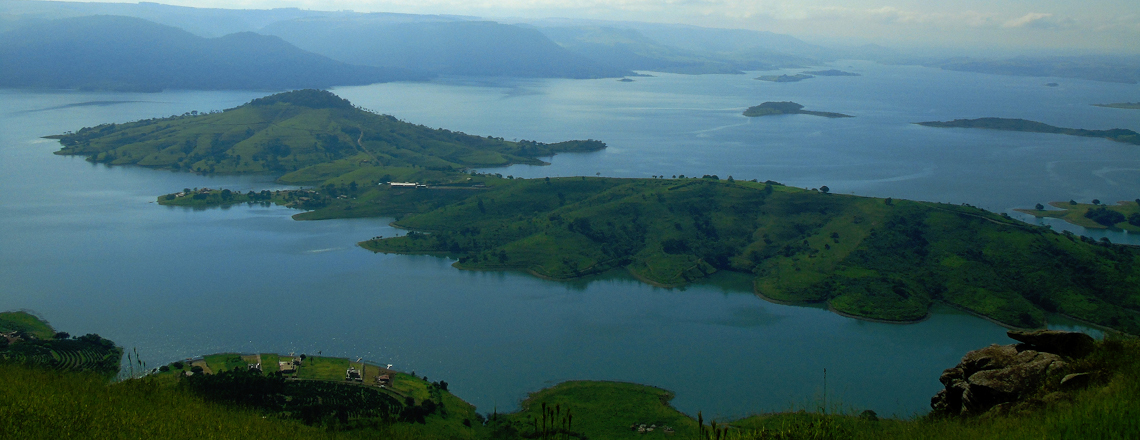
[930,332,1091,417]
[1007,330,1095,358]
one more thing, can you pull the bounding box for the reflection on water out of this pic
[0,64,1119,418]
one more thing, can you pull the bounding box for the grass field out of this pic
[0,311,55,339]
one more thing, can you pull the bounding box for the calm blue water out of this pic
[0,63,1133,419]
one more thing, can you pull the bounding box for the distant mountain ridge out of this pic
[259,18,631,78]
[0,15,425,92]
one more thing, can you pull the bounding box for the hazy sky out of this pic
[42,0,1140,52]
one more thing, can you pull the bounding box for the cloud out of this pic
[1003,12,1076,29]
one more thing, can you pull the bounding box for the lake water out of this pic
[0,62,1133,418]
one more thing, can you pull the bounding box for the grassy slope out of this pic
[0,363,422,440]
[1016,201,1140,233]
[53,89,604,181]
[0,311,55,339]
[346,177,1140,332]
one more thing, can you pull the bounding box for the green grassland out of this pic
[1016,200,1140,232]
[0,311,55,339]
[53,89,605,181]
[917,117,1140,146]
[496,381,700,440]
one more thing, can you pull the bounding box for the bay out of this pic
[0,62,1127,419]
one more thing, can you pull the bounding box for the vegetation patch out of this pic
[1016,200,1140,232]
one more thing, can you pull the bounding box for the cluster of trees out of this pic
[1085,207,1126,226]
[181,367,404,427]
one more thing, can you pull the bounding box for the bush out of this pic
[1084,207,1125,227]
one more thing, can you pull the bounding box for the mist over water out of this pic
[0,63,1131,418]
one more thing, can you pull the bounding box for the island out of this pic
[54,90,1140,333]
[916,118,1140,146]
[1016,200,1140,232]
[743,102,853,118]
[51,89,606,182]
[801,69,860,76]
[755,74,813,82]
[1093,102,1140,109]
[618,78,635,82]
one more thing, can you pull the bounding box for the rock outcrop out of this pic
[930,330,1095,417]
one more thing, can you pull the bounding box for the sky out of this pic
[35,0,1140,53]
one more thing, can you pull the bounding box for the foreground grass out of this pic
[0,363,424,440]
[724,338,1140,440]
[3,337,1139,439]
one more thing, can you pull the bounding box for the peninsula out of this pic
[743,102,852,118]
[1093,102,1140,109]
[755,74,813,82]
[916,118,1140,145]
[1016,200,1140,232]
[159,176,1140,334]
[801,69,860,76]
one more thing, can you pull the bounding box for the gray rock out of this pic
[1007,330,1095,358]
[930,341,1072,417]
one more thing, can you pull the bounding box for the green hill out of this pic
[52,89,605,181]
[161,173,1128,332]
[351,177,1140,331]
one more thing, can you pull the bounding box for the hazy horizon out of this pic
[18,0,1140,55]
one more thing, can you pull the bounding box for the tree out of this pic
[1035,203,1045,210]
[1092,199,1101,205]
[884,197,893,205]
[820,185,830,194]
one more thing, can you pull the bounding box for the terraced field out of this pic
[0,334,122,376]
